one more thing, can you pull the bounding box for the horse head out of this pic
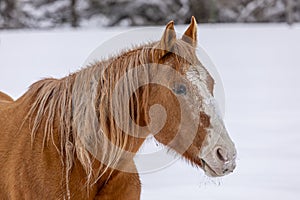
[146,17,237,177]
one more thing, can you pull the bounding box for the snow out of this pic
[1,24,300,199]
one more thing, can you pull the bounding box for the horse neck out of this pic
[20,53,149,152]
[10,48,155,194]
[73,49,154,149]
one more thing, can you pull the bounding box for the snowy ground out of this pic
[1,24,300,199]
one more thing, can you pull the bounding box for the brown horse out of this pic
[0,17,236,199]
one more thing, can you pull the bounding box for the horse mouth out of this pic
[200,159,222,177]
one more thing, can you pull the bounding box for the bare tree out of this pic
[71,0,78,27]
[189,0,218,23]
[285,0,294,24]
[0,0,24,29]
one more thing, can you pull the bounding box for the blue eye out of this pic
[173,84,187,95]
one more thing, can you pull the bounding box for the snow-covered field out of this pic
[1,24,300,199]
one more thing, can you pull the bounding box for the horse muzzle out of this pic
[200,145,237,177]
[198,128,237,177]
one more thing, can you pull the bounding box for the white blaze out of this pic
[186,66,231,159]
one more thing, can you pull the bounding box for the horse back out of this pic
[0,91,14,111]
[0,91,14,103]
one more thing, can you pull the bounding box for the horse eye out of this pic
[173,84,187,95]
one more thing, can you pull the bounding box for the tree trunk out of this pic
[71,0,78,27]
[286,0,294,25]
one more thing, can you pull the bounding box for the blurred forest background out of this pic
[0,0,299,29]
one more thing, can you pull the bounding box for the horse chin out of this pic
[200,159,223,177]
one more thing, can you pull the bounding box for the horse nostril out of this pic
[223,168,229,174]
[216,148,227,162]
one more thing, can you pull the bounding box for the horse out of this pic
[0,17,236,199]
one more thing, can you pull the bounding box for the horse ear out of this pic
[158,21,176,55]
[182,16,197,47]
